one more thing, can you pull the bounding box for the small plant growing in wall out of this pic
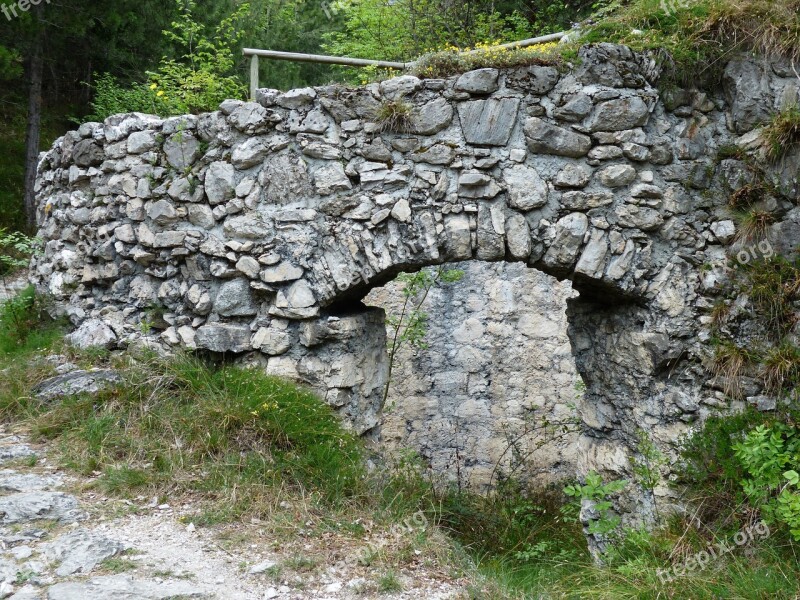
[383,266,464,407]
[632,429,667,521]
[762,104,800,161]
[374,99,414,133]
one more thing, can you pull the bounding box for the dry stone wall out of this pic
[31,42,800,525]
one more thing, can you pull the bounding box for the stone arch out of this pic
[32,42,800,525]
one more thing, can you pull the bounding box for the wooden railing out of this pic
[242,31,569,100]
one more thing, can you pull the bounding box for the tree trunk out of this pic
[22,8,44,231]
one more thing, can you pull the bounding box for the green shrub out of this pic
[564,471,627,536]
[438,479,586,565]
[0,286,63,356]
[734,422,800,540]
[87,0,247,120]
[85,74,185,120]
[676,409,774,522]
[0,229,38,275]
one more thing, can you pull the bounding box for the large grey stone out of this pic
[46,575,207,600]
[542,212,588,270]
[275,280,316,309]
[0,492,85,524]
[261,262,303,283]
[503,164,548,211]
[195,324,252,353]
[454,69,499,94]
[33,370,121,402]
[410,98,453,135]
[163,132,200,170]
[723,58,774,133]
[72,140,105,168]
[458,98,520,146]
[0,471,61,493]
[65,320,117,350]
[43,529,124,576]
[524,118,591,157]
[231,138,268,169]
[598,164,636,187]
[313,164,352,196]
[505,213,531,260]
[228,102,268,133]
[584,96,650,132]
[204,162,236,205]
[146,200,177,226]
[214,279,257,317]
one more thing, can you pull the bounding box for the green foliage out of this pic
[762,104,800,161]
[0,229,38,274]
[323,0,536,64]
[0,286,63,356]
[576,0,800,89]
[383,267,464,406]
[87,0,248,120]
[83,74,182,121]
[677,409,771,513]
[412,41,561,79]
[632,429,666,495]
[734,422,800,539]
[564,471,627,536]
[439,480,587,565]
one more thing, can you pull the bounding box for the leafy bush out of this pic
[0,228,38,275]
[735,422,800,539]
[85,74,184,121]
[87,0,247,120]
[0,286,62,355]
[564,471,627,536]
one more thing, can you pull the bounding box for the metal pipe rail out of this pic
[243,30,569,100]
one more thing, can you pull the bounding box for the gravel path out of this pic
[0,430,467,599]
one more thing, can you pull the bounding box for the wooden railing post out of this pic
[249,54,259,101]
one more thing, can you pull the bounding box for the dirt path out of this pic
[0,428,468,599]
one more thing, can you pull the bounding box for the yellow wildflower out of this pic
[150,83,157,90]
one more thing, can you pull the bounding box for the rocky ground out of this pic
[0,429,468,600]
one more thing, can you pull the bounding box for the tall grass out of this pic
[20,351,368,518]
